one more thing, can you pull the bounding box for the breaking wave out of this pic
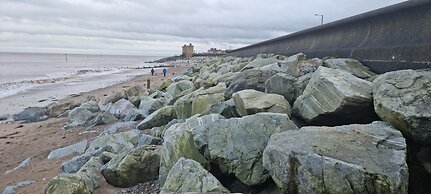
[0,68,121,99]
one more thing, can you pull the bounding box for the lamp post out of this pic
[315,14,324,25]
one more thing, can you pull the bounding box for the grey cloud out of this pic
[0,0,406,55]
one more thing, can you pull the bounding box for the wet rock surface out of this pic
[373,69,431,146]
[293,66,378,125]
[192,113,298,186]
[160,158,229,194]
[101,145,160,188]
[263,121,408,193]
[233,89,291,117]
[47,140,87,160]
[13,107,48,123]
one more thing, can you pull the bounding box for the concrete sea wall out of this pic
[228,0,431,73]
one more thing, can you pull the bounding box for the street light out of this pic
[315,14,324,25]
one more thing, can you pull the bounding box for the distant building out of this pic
[207,48,225,55]
[182,43,194,58]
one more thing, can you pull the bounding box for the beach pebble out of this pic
[2,180,33,194]
[4,157,32,174]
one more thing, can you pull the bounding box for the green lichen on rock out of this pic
[192,113,298,186]
[160,114,224,185]
[44,157,103,194]
[233,89,291,117]
[161,158,229,194]
[174,83,226,119]
[293,66,377,125]
[137,106,176,130]
[101,145,160,188]
[263,121,408,193]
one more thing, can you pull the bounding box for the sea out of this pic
[0,52,162,116]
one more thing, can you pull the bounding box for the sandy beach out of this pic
[0,65,186,194]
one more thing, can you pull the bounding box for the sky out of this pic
[0,0,407,56]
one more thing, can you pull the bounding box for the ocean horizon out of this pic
[0,52,163,115]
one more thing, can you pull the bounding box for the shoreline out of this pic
[0,64,186,193]
[0,65,182,117]
[56,65,186,108]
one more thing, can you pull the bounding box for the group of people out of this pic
[151,67,167,77]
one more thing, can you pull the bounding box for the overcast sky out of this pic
[0,0,406,56]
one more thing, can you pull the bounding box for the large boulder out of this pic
[160,158,230,194]
[160,114,225,185]
[198,66,212,80]
[44,157,103,194]
[293,66,377,125]
[62,147,106,173]
[285,58,322,77]
[63,107,93,129]
[225,69,277,98]
[122,108,145,122]
[48,140,87,160]
[283,58,323,77]
[231,58,252,72]
[166,80,194,98]
[373,69,431,145]
[202,99,239,118]
[175,75,194,83]
[208,72,239,86]
[323,58,377,80]
[282,53,307,63]
[241,56,279,71]
[48,102,80,118]
[125,85,147,99]
[258,62,283,72]
[138,134,163,146]
[79,101,100,113]
[192,113,298,186]
[263,121,408,193]
[265,73,311,104]
[84,112,117,129]
[139,96,166,117]
[102,92,126,105]
[99,121,136,136]
[173,75,193,82]
[127,96,141,108]
[148,89,166,99]
[216,62,234,75]
[159,78,174,91]
[174,83,226,119]
[137,106,176,130]
[86,130,142,154]
[193,78,213,89]
[101,145,160,188]
[13,107,48,123]
[106,99,141,119]
[233,89,291,117]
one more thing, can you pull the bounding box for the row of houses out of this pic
[182,43,227,58]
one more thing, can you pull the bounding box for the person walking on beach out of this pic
[151,68,155,76]
[162,68,167,77]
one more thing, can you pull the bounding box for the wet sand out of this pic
[0,65,186,194]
